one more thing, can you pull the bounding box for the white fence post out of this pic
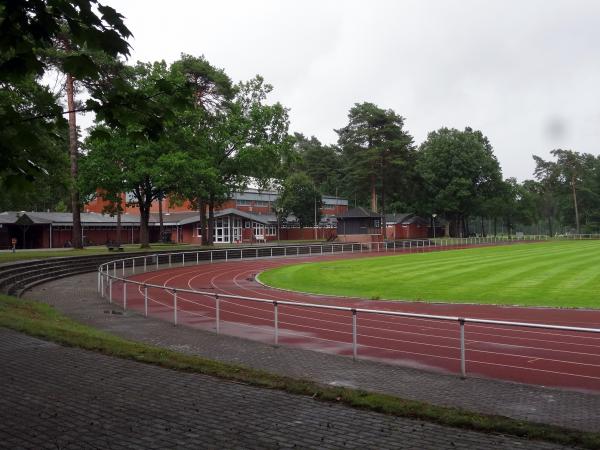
[459,319,466,379]
[352,309,358,361]
[123,280,127,310]
[144,285,148,317]
[215,294,220,333]
[274,301,279,345]
[173,290,178,325]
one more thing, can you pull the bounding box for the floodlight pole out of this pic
[432,213,437,239]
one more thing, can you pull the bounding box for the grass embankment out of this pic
[258,241,600,308]
[0,243,197,264]
[0,240,328,264]
[0,294,598,448]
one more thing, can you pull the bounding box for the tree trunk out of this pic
[571,176,580,234]
[158,193,164,242]
[139,203,150,248]
[66,72,82,248]
[380,161,386,238]
[116,206,122,247]
[208,198,215,245]
[370,175,377,212]
[199,197,207,245]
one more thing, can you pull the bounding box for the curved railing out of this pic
[96,236,600,390]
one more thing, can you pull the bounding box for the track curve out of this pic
[116,250,600,392]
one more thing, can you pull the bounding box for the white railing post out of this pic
[144,285,148,317]
[144,256,147,272]
[173,290,178,325]
[109,278,113,304]
[352,309,358,361]
[211,251,213,263]
[274,301,279,345]
[132,258,135,274]
[182,253,185,266]
[215,294,220,333]
[100,269,104,297]
[122,260,125,276]
[156,254,159,270]
[113,262,116,277]
[226,250,228,262]
[459,318,466,379]
[97,270,101,293]
[123,280,127,310]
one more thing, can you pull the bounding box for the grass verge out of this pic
[0,294,598,449]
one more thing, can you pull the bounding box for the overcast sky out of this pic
[101,0,600,180]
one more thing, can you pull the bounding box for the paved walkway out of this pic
[0,329,572,449]
[26,272,600,434]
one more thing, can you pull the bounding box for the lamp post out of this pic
[276,206,283,243]
[432,213,437,239]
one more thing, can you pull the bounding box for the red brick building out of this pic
[1,188,347,249]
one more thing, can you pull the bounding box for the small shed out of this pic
[385,213,431,239]
[336,207,383,243]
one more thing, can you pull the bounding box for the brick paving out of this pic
[0,328,574,449]
[26,272,600,435]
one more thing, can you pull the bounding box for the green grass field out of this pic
[258,241,600,308]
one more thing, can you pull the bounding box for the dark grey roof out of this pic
[385,213,415,224]
[215,208,277,224]
[149,211,198,226]
[0,211,141,226]
[337,207,381,219]
[173,208,280,226]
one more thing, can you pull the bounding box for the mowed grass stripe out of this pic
[258,241,600,308]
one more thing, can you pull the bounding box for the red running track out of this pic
[111,250,600,393]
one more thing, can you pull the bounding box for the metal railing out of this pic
[96,237,600,384]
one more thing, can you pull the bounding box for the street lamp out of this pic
[432,213,437,239]
[276,206,283,243]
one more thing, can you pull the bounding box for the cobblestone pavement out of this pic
[27,272,600,434]
[0,329,574,449]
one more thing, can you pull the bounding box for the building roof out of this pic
[336,207,381,219]
[0,208,314,227]
[0,211,142,226]
[385,213,414,224]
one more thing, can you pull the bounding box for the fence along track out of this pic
[98,236,600,387]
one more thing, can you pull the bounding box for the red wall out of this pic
[394,223,429,239]
[49,227,141,247]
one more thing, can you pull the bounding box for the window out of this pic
[254,200,269,207]
[266,226,276,236]
[231,217,242,242]
[374,220,380,228]
[244,221,251,228]
[213,217,230,243]
[236,199,252,206]
[252,222,265,237]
